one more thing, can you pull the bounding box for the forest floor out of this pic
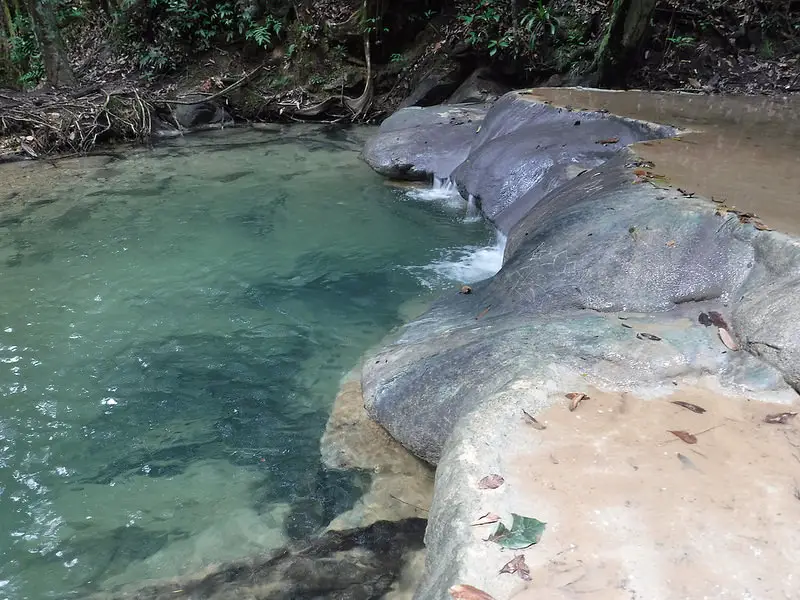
[1,0,798,161]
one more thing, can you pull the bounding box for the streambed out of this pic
[0,126,499,599]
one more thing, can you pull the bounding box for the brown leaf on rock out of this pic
[596,137,620,145]
[764,412,798,425]
[471,512,502,526]
[478,474,505,489]
[449,584,496,600]
[718,327,739,351]
[522,409,546,430]
[669,430,698,444]
[566,392,589,411]
[707,311,728,329]
[671,400,707,414]
[499,554,532,581]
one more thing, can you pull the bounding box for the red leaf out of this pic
[478,474,505,489]
[668,430,698,444]
[499,554,531,581]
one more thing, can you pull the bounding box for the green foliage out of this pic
[113,0,286,74]
[666,34,694,48]
[362,16,388,36]
[9,14,44,88]
[458,0,558,58]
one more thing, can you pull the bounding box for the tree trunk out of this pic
[1,0,14,37]
[592,0,656,88]
[24,0,75,87]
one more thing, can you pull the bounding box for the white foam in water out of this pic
[464,194,481,223]
[411,232,507,288]
[405,177,465,210]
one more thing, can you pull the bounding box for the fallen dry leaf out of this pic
[460,285,472,294]
[478,474,505,490]
[471,512,502,526]
[707,311,729,329]
[669,430,698,444]
[666,240,677,247]
[718,327,739,351]
[566,392,589,411]
[499,554,531,581]
[449,584,496,600]
[596,137,620,145]
[671,400,707,414]
[522,409,546,430]
[764,412,798,425]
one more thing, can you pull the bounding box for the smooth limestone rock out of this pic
[360,90,800,598]
[362,104,487,180]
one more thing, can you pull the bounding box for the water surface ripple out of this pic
[0,127,496,599]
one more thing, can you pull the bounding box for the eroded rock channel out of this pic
[361,90,800,599]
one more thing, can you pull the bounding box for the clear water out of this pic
[0,127,498,599]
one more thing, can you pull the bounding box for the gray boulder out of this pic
[173,97,232,129]
[360,91,800,465]
[361,104,487,180]
[447,68,509,105]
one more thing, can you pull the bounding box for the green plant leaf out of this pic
[488,513,546,549]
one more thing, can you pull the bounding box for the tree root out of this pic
[0,37,375,160]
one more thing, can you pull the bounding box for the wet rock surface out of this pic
[360,90,800,598]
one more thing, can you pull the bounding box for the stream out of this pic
[0,126,500,599]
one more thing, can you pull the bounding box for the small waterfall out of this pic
[464,194,481,223]
[407,231,507,288]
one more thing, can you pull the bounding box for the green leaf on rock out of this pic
[487,513,546,549]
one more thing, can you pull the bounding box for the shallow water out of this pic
[523,88,800,235]
[0,127,498,599]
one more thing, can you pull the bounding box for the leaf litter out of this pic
[718,327,739,351]
[478,474,505,490]
[487,513,546,549]
[566,392,589,412]
[668,430,698,444]
[499,555,531,581]
[764,412,798,425]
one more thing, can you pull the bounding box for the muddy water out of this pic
[524,88,800,236]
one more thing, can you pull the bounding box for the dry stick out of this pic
[159,66,263,106]
[389,494,429,513]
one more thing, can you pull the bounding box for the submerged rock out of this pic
[88,518,426,600]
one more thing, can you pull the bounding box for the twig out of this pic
[159,66,263,105]
[389,494,429,513]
